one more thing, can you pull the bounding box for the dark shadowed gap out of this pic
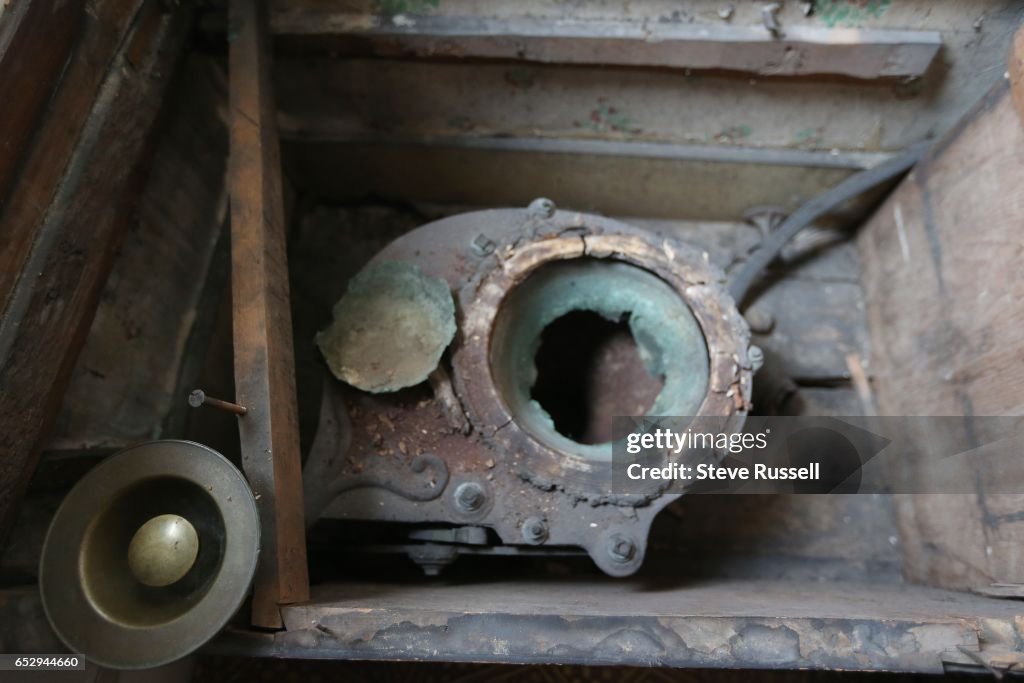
[530,310,664,444]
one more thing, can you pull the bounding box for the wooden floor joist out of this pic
[228,0,310,628]
[266,14,941,81]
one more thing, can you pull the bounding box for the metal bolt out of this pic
[471,234,496,256]
[454,482,486,513]
[527,197,556,219]
[521,517,548,544]
[188,389,247,416]
[607,534,636,563]
[748,345,765,373]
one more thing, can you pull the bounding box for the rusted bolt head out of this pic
[527,197,556,219]
[748,345,765,372]
[522,517,548,544]
[187,389,206,408]
[454,481,486,512]
[608,534,636,563]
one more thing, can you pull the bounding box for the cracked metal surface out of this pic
[304,206,752,577]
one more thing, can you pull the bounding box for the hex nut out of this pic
[607,534,637,563]
[521,517,549,544]
[453,481,486,513]
[527,197,556,218]
[748,344,765,372]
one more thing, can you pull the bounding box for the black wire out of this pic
[728,141,931,308]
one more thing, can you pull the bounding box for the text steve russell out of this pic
[625,462,821,481]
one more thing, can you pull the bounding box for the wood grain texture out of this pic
[0,1,83,215]
[215,577,1024,673]
[258,2,1021,160]
[50,56,229,449]
[858,77,1024,589]
[265,14,941,80]
[0,1,192,549]
[281,139,867,223]
[1010,24,1024,123]
[0,0,144,317]
[229,0,310,628]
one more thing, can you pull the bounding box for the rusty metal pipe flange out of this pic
[447,210,753,501]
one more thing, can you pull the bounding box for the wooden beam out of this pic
[0,0,83,214]
[858,77,1024,589]
[211,578,1024,674]
[229,0,310,628]
[0,0,144,317]
[266,15,941,81]
[0,1,192,548]
[280,137,886,224]
[51,56,230,450]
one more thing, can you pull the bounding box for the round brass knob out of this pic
[127,514,199,587]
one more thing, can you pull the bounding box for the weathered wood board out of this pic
[265,0,1018,224]
[858,72,1024,588]
[207,577,1024,673]
[0,1,192,548]
[49,56,229,451]
[0,0,145,312]
[0,1,82,215]
[281,138,873,223]
[267,15,941,80]
[229,0,310,627]
[264,0,1022,154]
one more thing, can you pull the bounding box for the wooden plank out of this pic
[229,0,310,628]
[287,577,1022,620]
[0,0,145,317]
[858,76,1024,589]
[0,1,83,214]
[1011,24,1024,123]
[267,15,941,81]
[255,3,1020,159]
[50,56,229,449]
[0,1,192,549]
[210,578,1024,673]
[281,139,873,223]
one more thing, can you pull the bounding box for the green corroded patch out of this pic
[490,259,709,461]
[317,261,456,393]
[817,0,892,28]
